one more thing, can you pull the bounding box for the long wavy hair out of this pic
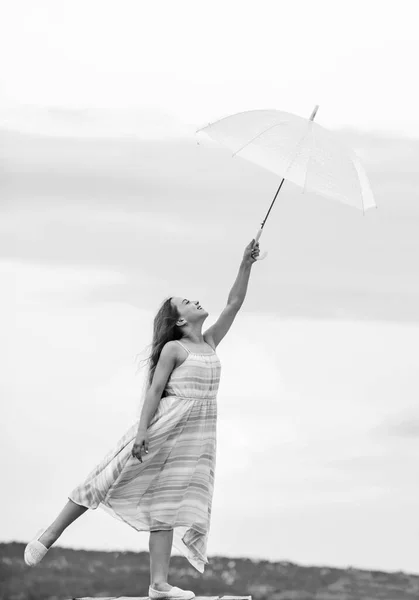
[137,296,183,395]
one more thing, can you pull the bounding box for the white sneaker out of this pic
[24,528,49,567]
[149,585,195,600]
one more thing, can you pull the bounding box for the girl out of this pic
[24,239,260,599]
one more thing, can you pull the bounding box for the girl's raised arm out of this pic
[204,239,260,349]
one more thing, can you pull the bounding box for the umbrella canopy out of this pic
[198,108,376,213]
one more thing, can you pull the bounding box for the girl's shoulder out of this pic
[158,340,183,364]
[164,340,188,366]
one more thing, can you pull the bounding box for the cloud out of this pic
[387,418,419,438]
[2,127,419,323]
[0,105,194,139]
[373,411,419,439]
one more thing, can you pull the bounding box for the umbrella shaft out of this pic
[260,177,286,229]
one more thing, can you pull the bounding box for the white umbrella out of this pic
[197,105,376,260]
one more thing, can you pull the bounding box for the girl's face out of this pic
[171,297,208,323]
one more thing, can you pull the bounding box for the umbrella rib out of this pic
[350,150,366,215]
[232,122,284,157]
[302,125,315,194]
[281,125,314,181]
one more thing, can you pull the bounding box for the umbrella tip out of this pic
[310,105,320,121]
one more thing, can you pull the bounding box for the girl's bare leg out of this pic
[149,529,174,590]
[38,499,89,548]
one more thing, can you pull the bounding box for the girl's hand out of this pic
[243,239,260,266]
[132,428,149,462]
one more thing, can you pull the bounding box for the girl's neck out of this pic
[182,331,204,345]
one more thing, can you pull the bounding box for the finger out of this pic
[132,443,142,461]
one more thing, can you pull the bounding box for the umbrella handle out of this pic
[254,227,268,261]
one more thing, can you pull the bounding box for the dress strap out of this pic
[175,340,191,354]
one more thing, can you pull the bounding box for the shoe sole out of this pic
[149,593,195,600]
[150,597,195,600]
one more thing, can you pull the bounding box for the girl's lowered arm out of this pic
[138,342,178,431]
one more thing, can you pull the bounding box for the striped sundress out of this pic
[68,339,221,573]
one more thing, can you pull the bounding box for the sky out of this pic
[0,0,418,137]
[3,0,419,577]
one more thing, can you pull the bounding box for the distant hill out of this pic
[1,542,418,600]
